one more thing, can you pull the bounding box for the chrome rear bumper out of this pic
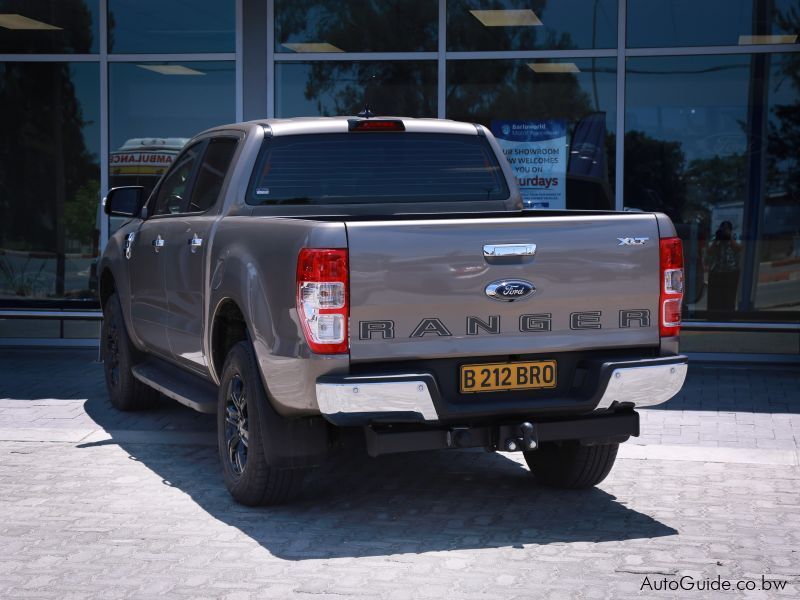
[316,375,438,426]
[316,355,688,425]
[596,360,688,409]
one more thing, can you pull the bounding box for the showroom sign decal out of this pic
[491,119,567,209]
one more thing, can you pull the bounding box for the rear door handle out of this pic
[483,244,537,258]
[188,234,203,254]
[152,235,165,253]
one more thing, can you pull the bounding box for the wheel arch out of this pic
[99,266,116,309]
[210,297,250,383]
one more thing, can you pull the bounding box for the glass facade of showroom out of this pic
[1,0,799,357]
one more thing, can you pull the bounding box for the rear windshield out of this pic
[246,132,509,205]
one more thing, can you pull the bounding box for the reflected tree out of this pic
[303,63,437,117]
[768,6,800,201]
[0,0,95,53]
[623,131,687,218]
[276,0,437,53]
[0,1,99,299]
[276,0,438,116]
[447,0,577,51]
[686,154,747,208]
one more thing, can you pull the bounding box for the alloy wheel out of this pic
[224,374,249,476]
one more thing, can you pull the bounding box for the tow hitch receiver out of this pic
[364,408,639,457]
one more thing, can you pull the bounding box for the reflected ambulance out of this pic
[109,137,188,194]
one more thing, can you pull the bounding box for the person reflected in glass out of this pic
[706,220,741,312]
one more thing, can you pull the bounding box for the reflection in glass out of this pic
[0,62,100,304]
[625,53,800,321]
[627,0,800,48]
[447,0,616,51]
[190,138,238,213]
[152,143,203,216]
[0,0,98,53]
[109,61,235,199]
[275,0,437,53]
[246,133,509,205]
[757,52,800,313]
[276,62,437,118]
[108,0,234,54]
[446,58,617,209]
[626,55,749,318]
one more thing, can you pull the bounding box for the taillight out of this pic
[296,248,349,354]
[659,237,684,337]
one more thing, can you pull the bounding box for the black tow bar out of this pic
[363,408,639,457]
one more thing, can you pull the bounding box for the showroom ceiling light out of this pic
[469,9,542,27]
[283,42,344,53]
[738,34,797,44]
[528,62,581,73]
[0,13,62,30]
[137,64,206,76]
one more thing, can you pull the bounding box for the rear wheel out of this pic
[523,441,619,489]
[101,292,159,411]
[217,341,304,506]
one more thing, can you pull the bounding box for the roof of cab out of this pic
[198,116,481,138]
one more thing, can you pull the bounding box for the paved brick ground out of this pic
[1,349,797,451]
[0,349,799,598]
[636,364,800,451]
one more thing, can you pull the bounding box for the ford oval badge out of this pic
[485,279,536,302]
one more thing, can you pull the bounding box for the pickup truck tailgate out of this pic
[346,214,661,361]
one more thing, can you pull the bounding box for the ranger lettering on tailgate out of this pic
[358,309,652,339]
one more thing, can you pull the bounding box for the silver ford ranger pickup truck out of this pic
[99,116,688,505]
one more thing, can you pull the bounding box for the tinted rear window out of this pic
[246,132,509,205]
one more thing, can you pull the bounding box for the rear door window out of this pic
[246,133,509,205]
[151,142,203,216]
[188,137,239,213]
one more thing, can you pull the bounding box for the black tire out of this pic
[101,291,159,411]
[523,441,619,489]
[217,341,305,506]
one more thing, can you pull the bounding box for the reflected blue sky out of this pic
[108,0,234,53]
[627,54,799,163]
[628,0,800,48]
[109,62,235,150]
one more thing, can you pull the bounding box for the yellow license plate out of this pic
[460,360,557,393]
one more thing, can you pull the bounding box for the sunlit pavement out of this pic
[0,349,798,599]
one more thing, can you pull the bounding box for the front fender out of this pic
[99,220,142,351]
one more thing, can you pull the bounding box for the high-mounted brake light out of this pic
[296,248,349,354]
[659,237,684,337]
[348,119,405,132]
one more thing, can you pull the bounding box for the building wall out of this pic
[1,0,799,355]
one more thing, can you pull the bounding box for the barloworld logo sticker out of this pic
[485,279,536,302]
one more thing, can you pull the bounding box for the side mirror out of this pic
[104,186,145,217]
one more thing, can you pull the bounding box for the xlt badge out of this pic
[485,279,536,302]
[617,236,650,246]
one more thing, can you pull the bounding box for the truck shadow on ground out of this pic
[2,349,677,560]
[80,402,678,560]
